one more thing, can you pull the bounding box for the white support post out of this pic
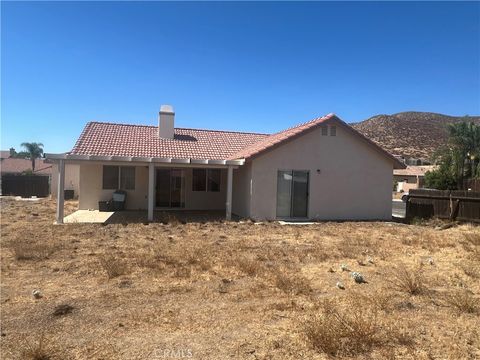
[226,166,233,221]
[148,164,155,221]
[56,159,65,224]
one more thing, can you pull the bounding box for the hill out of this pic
[352,112,480,160]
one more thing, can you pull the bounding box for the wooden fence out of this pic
[1,174,50,198]
[463,179,480,192]
[406,189,480,222]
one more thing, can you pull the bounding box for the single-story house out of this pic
[46,106,405,223]
[394,165,436,192]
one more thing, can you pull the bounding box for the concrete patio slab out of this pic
[64,210,114,224]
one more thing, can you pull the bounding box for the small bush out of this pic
[99,255,129,279]
[236,256,262,277]
[20,333,58,360]
[12,242,59,261]
[275,272,312,295]
[391,264,426,295]
[304,296,412,356]
[443,290,478,314]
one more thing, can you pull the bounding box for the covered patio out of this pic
[47,154,243,224]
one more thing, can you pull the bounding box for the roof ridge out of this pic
[87,121,269,136]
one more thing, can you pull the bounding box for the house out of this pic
[50,163,80,200]
[46,106,405,223]
[0,157,52,197]
[394,165,436,192]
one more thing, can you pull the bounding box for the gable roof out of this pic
[0,158,52,175]
[70,122,268,160]
[228,114,406,169]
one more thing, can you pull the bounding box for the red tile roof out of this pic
[228,113,336,160]
[0,158,52,175]
[69,115,405,169]
[70,122,268,160]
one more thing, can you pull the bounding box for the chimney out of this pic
[159,105,175,139]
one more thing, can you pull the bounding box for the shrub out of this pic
[99,255,129,279]
[274,272,312,295]
[304,295,413,356]
[443,290,478,314]
[391,264,426,295]
[12,241,58,261]
[236,256,263,277]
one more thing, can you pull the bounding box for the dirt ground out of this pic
[1,197,479,359]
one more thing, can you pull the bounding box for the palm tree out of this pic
[20,142,44,172]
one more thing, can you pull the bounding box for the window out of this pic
[103,166,119,189]
[207,169,221,192]
[192,168,221,192]
[192,169,207,191]
[102,166,135,190]
[330,125,336,136]
[120,166,135,190]
[321,125,328,136]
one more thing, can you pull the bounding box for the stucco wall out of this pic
[78,163,227,211]
[248,124,393,221]
[232,162,252,218]
[51,164,80,199]
[79,164,149,210]
[183,168,227,210]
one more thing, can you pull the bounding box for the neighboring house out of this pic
[0,157,52,197]
[394,165,436,192]
[46,106,405,223]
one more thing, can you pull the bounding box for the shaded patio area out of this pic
[63,209,231,224]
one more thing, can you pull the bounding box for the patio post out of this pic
[226,166,233,220]
[56,159,65,224]
[148,164,154,221]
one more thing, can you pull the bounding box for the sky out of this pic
[1,1,479,153]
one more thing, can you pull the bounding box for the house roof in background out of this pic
[0,158,52,175]
[0,150,11,159]
[394,165,436,177]
[70,122,268,160]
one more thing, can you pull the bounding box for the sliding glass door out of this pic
[156,169,185,208]
[276,170,309,218]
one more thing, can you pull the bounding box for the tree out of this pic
[20,142,44,172]
[445,121,480,185]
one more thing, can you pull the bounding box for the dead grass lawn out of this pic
[1,198,479,359]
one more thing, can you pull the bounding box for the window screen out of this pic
[192,169,207,191]
[207,169,221,192]
[103,166,119,189]
[120,166,135,190]
[330,125,337,136]
[321,125,328,136]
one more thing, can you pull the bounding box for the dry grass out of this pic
[274,270,312,295]
[1,197,479,359]
[443,289,478,314]
[303,294,413,356]
[99,255,130,278]
[390,264,427,295]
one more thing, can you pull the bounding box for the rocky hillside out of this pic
[352,112,480,160]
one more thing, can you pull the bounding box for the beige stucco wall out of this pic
[247,124,394,221]
[79,164,149,210]
[232,162,252,218]
[51,164,80,199]
[78,163,227,211]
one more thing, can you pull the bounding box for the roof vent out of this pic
[159,105,174,139]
